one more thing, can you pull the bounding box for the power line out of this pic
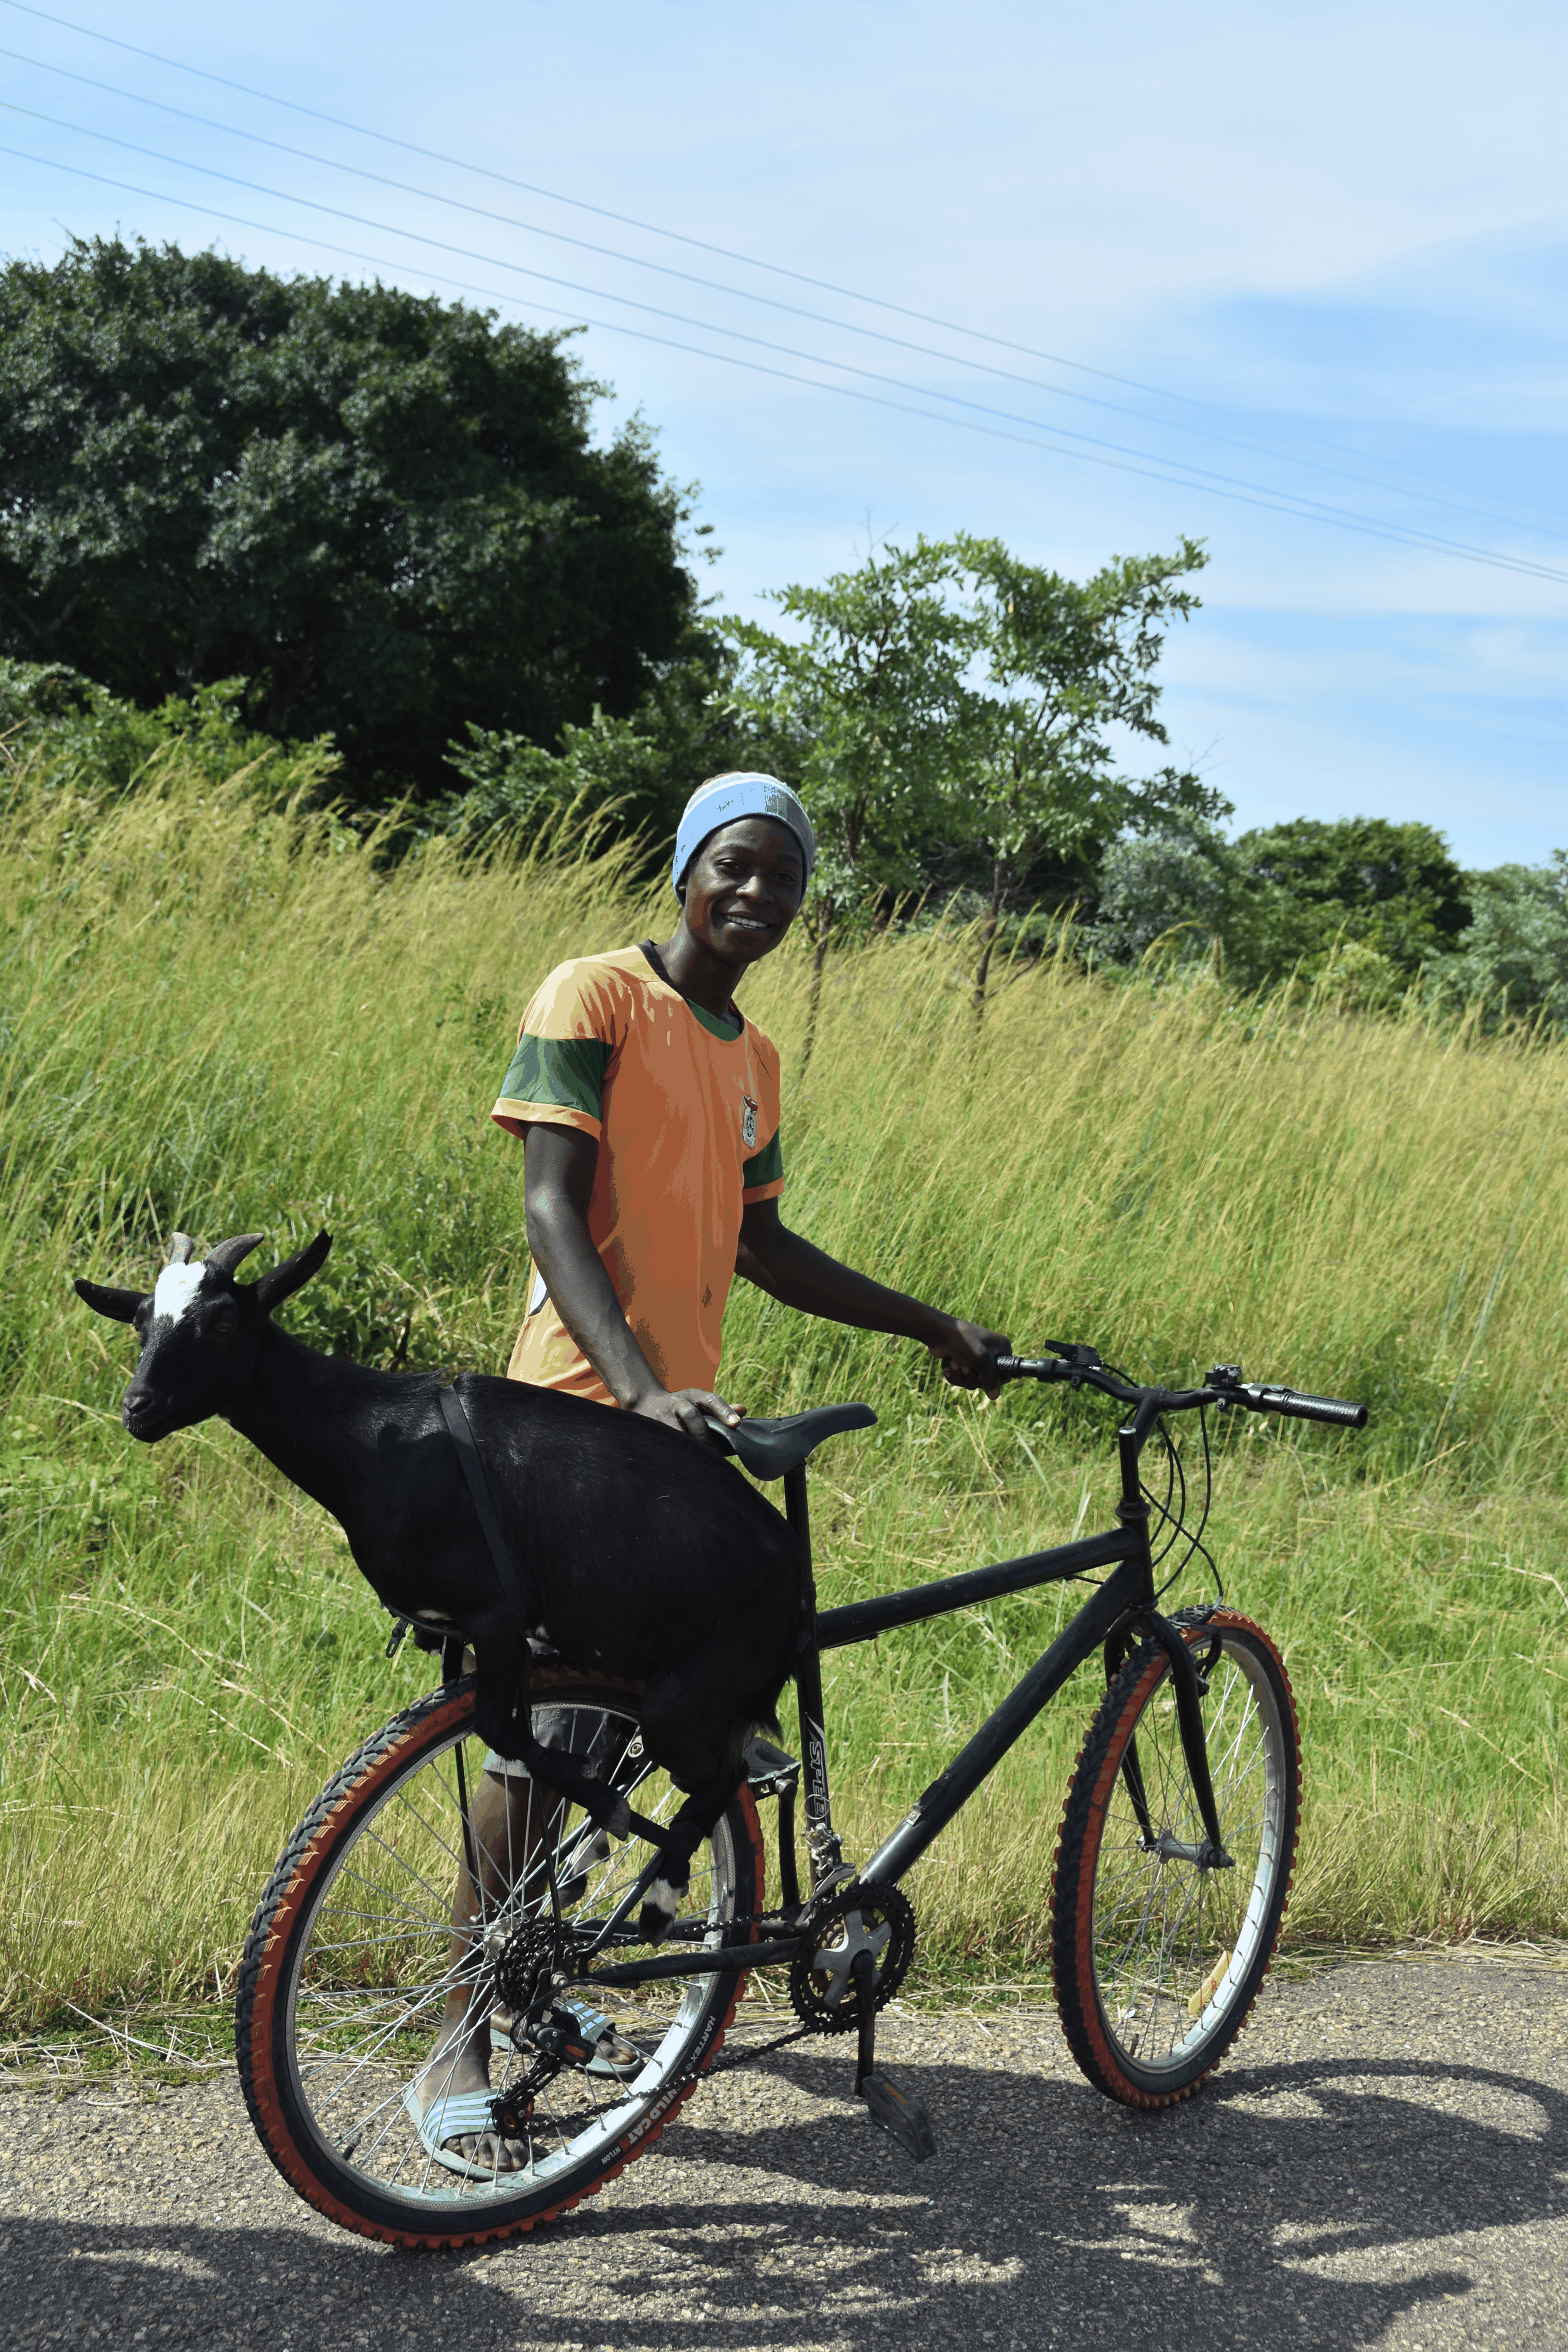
[2,0,1559,554]
[9,133,1568,593]
[6,95,1566,589]
[2,39,1560,547]
[0,0,1244,407]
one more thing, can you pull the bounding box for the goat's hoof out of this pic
[637,1876,686,1942]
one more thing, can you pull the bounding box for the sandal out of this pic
[490,2001,644,2080]
[402,2083,530,2178]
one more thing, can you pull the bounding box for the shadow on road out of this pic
[9,2046,1567,2348]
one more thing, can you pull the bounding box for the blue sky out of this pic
[1,0,1563,866]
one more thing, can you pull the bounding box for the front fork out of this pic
[1107,1416,1232,1872]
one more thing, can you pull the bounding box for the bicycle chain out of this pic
[690,1884,919,2082]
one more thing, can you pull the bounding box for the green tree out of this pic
[1221,817,1471,992]
[0,238,704,801]
[1445,854,1568,1025]
[952,535,1222,1013]
[427,647,765,853]
[1094,813,1233,967]
[726,539,975,1069]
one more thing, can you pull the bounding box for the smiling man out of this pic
[492,770,1008,1428]
[417,772,1008,2162]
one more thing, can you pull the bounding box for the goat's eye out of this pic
[213,1318,235,1337]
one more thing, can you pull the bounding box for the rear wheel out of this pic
[236,1671,763,2247]
[1051,1611,1300,2107]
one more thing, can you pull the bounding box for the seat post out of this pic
[784,1463,843,1893]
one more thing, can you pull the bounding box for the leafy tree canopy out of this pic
[950,533,1223,1004]
[727,532,1225,1024]
[0,238,706,800]
[1221,816,1472,991]
[726,539,976,923]
[1443,854,1568,1025]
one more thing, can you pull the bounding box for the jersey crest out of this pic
[741,1093,758,1149]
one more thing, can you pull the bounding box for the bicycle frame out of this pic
[573,1392,1231,1992]
[791,1388,1229,1904]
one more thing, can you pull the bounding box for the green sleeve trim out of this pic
[496,1034,612,1120]
[742,1130,784,1189]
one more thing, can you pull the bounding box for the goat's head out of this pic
[75,1228,333,1441]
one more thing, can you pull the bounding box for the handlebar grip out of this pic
[993,1355,1064,1381]
[1250,1385,1368,1430]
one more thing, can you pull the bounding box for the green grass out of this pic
[4,753,1568,2031]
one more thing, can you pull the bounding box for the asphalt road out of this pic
[5,1956,1567,2349]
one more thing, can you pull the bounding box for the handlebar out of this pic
[1238,1384,1368,1430]
[992,1349,1367,1432]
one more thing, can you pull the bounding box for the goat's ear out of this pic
[75,1278,145,1325]
[253,1230,333,1315]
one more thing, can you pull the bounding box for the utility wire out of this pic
[0,0,1271,409]
[11,133,1568,592]
[7,93,1566,584]
[2,31,1557,550]
[4,0,1561,557]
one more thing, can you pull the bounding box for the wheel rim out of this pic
[1089,1632,1288,2080]
[279,1698,743,2210]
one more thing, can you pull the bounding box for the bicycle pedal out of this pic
[860,2069,937,2163]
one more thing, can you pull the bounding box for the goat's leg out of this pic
[634,1671,737,1940]
[636,1776,743,1941]
[633,1651,781,1939]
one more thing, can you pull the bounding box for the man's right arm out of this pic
[522,1123,741,1445]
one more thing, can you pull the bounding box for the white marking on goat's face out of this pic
[151,1261,208,1329]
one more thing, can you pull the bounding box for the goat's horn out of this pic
[203,1232,265,1276]
[168,1232,196,1265]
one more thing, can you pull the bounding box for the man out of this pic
[417,771,1007,2164]
[495,769,1007,1422]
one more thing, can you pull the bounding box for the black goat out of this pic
[76,1230,798,1930]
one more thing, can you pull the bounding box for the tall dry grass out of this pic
[4,757,1567,2027]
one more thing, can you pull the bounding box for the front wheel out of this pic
[236,1671,763,2248]
[1051,1610,1300,2107]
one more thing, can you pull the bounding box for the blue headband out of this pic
[671,773,816,897]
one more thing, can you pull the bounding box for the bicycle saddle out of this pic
[701,1401,877,1480]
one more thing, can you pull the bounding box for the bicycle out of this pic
[235,1342,1366,2248]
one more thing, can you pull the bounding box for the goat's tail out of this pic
[721,1666,788,1793]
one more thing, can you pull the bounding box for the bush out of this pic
[1443,854,1568,1025]
[1093,815,1231,965]
[0,657,336,804]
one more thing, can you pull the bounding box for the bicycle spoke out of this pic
[244,1683,755,2224]
[1057,1621,1298,2098]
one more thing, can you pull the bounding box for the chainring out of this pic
[788,1883,916,2034]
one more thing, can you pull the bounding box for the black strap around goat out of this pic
[436,1382,666,1849]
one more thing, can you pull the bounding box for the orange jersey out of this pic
[491,944,785,1404]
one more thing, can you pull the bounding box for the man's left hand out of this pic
[932,1318,1011,1400]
